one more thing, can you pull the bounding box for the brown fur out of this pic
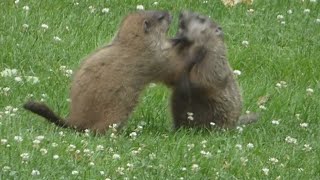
[23,10,197,134]
[170,11,259,130]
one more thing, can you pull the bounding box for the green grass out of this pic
[1,0,320,179]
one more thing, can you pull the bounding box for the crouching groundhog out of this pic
[24,10,203,134]
[170,11,259,130]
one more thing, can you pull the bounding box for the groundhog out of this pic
[23,10,202,134]
[170,11,258,130]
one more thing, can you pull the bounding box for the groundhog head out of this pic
[176,11,223,44]
[117,10,172,48]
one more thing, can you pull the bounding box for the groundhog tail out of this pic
[23,101,68,128]
[237,113,259,126]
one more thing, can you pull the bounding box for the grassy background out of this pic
[1,0,319,179]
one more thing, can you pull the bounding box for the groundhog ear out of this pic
[144,20,151,33]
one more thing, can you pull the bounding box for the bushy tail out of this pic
[237,113,259,126]
[23,101,69,128]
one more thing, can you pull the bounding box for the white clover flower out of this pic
[1,139,8,145]
[71,170,79,175]
[304,9,310,13]
[242,40,249,47]
[1,68,17,77]
[303,144,312,151]
[191,164,200,172]
[136,5,144,10]
[3,87,10,92]
[236,126,244,133]
[83,149,93,156]
[51,142,58,147]
[33,139,41,145]
[187,144,195,151]
[88,6,96,13]
[113,153,121,160]
[31,169,40,176]
[235,144,242,150]
[40,148,48,155]
[277,14,284,20]
[298,168,304,172]
[300,123,308,128]
[187,112,194,116]
[20,153,30,161]
[201,140,207,144]
[100,171,105,175]
[281,21,286,25]
[116,167,125,175]
[23,6,30,11]
[74,2,79,6]
[153,2,159,5]
[26,76,40,84]
[35,135,44,141]
[233,70,241,76]
[102,8,110,13]
[247,9,254,13]
[67,144,76,151]
[240,157,248,165]
[22,24,29,28]
[210,122,215,126]
[14,0,19,4]
[53,36,62,42]
[262,167,269,175]
[187,116,194,121]
[247,143,254,149]
[129,131,137,139]
[287,9,293,14]
[259,105,267,110]
[14,76,22,82]
[285,136,297,144]
[200,150,212,158]
[306,88,314,95]
[131,150,139,155]
[2,166,11,172]
[96,145,104,151]
[310,0,317,2]
[110,132,117,138]
[14,136,23,142]
[271,120,280,125]
[41,24,49,29]
[149,153,156,160]
[280,81,287,87]
[136,125,143,131]
[53,155,59,159]
[269,157,279,164]
[89,162,95,166]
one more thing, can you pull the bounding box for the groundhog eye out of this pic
[216,26,222,32]
[198,17,206,23]
[179,20,186,29]
[157,14,165,21]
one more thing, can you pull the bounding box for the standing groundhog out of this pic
[170,11,258,129]
[23,10,202,134]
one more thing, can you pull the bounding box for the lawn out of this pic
[1,0,319,179]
